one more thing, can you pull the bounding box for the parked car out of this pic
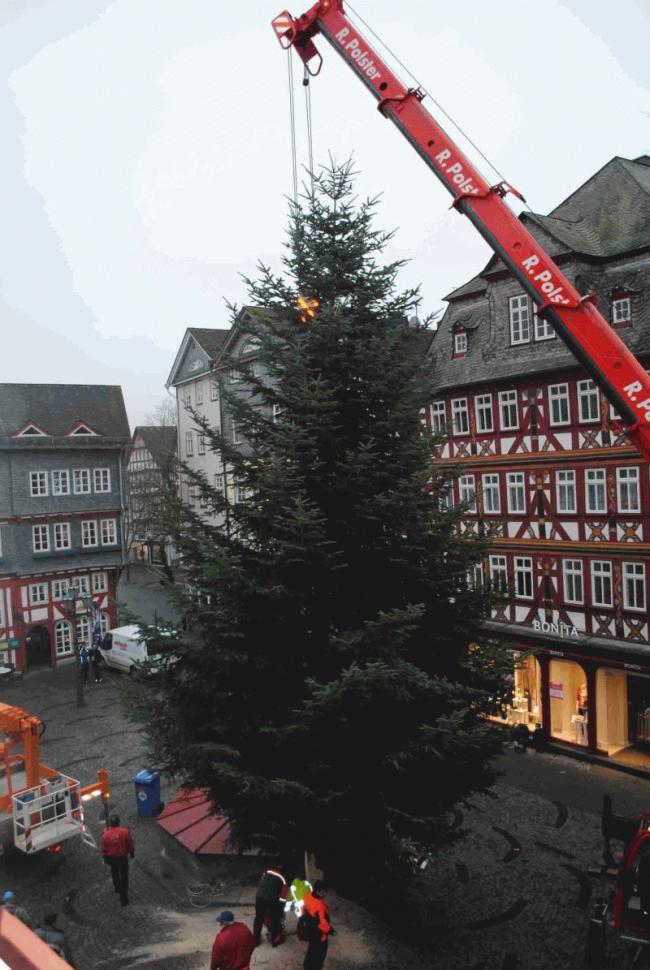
[100,624,178,678]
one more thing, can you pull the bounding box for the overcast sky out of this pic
[2,0,648,428]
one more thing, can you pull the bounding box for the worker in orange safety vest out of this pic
[301,880,334,970]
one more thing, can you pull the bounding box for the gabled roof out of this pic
[188,327,230,359]
[132,426,177,471]
[0,384,130,439]
[166,326,231,387]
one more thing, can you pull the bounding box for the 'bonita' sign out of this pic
[532,618,579,639]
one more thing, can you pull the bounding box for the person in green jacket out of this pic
[253,865,287,947]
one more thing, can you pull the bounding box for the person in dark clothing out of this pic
[90,645,103,684]
[100,814,135,905]
[302,881,334,970]
[253,866,287,947]
[79,646,90,684]
[34,913,75,966]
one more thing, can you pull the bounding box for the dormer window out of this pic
[68,423,98,436]
[454,331,467,356]
[612,296,631,326]
[509,294,531,345]
[14,421,48,437]
[19,425,46,436]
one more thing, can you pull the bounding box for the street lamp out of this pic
[62,583,90,708]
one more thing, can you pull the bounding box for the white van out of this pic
[100,624,177,677]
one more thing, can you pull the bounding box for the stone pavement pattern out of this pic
[1,661,644,968]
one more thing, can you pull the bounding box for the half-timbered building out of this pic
[428,155,650,767]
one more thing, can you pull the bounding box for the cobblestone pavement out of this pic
[117,564,182,626]
[2,641,647,967]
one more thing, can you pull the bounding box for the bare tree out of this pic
[144,397,177,427]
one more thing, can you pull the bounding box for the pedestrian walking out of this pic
[79,645,90,685]
[301,881,334,970]
[90,645,103,684]
[34,913,75,966]
[210,911,255,970]
[1,890,34,929]
[253,865,287,947]
[100,814,135,906]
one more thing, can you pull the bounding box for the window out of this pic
[101,519,117,545]
[451,398,469,435]
[210,381,219,402]
[232,422,243,445]
[55,621,72,657]
[549,384,570,426]
[52,579,70,601]
[93,468,111,493]
[74,576,90,595]
[76,616,91,647]
[229,368,242,384]
[54,522,71,550]
[592,561,613,608]
[506,472,526,513]
[509,294,531,344]
[214,473,225,493]
[198,434,206,456]
[184,387,192,407]
[272,403,282,424]
[499,390,519,430]
[82,520,98,547]
[185,432,194,457]
[563,560,584,604]
[612,297,631,325]
[32,525,49,552]
[534,308,555,341]
[586,469,606,513]
[196,382,204,405]
[617,467,640,513]
[52,470,70,495]
[624,563,645,611]
[29,471,48,497]
[482,473,500,514]
[454,332,467,355]
[578,380,600,423]
[489,555,508,591]
[100,612,110,635]
[475,394,494,433]
[234,475,247,504]
[556,470,576,514]
[92,572,108,593]
[471,563,484,589]
[459,475,476,513]
[73,469,90,494]
[514,557,533,599]
[29,583,48,605]
[430,401,447,434]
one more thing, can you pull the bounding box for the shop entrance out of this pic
[627,675,650,748]
[549,658,588,747]
[25,625,51,667]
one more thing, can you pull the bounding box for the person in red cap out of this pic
[210,911,255,970]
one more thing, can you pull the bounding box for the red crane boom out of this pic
[272,0,650,461]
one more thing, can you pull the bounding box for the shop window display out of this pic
[596,668,628,756]
[495,653,541,731]
[549,659,588,746]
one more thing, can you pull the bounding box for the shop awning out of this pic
[156,788,240,855]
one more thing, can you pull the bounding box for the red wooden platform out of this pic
[156,788,237,855]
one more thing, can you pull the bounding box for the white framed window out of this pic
[489,555,508,592]
[55,621,73,657]
[196,382,204,405]
[229,368,242,384]
[29,583,48,605]
[623,562,645,611]
[506,472,526,514]
[482,473,500,514]
[93,468,111,493]
[509,294,531,344]
[234,475,247,504]
[214,473,225,493]
[534,308,555,341]
[184,386,192,407]
[100,612,110,635]
[51,579,70,601]
[475,394,493,433]
[563,559,584,605]
[210,381,219,402]
[185,432,194,457]
[32,524,49,552]
[585,469,606,513]
[556,470,576,513]
[612,297,631,324]
[92,572,108,593]
[592,561,613,608]
[454,332,467,355]
[82,520,98,547]
[578,380,600,423]
[198,434,206,456]
[232,422,243,446]
[617,467,640,513]
[514,557,533,599]
[73,469,91,494]
[51,469,70,495]
[459,475,476,513]
[76,615,91,647]
[74,576,90,596]
[101,519,117,546]
[54,522,71,550]
[549,384,570,426]
[430,401,447,434]
[471,563,484,589]
[29,471,48,497]
[498,390,519,430]
[451,398,469,435]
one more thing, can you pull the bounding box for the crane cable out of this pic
[303,66,315,196]
[346,1,533,212]
[287,46,298,203]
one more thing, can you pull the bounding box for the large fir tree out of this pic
[147,161,503,898]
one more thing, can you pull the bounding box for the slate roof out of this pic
[133,426,177,471]
[0,384,130,439]
[430,156,650,392]
[187,328,230,360]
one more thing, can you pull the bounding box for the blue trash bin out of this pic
[132,769,161,818]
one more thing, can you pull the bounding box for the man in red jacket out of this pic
[100,814,135,906]
[210,911,255,970]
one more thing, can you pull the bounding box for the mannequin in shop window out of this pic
[576,683,588,718]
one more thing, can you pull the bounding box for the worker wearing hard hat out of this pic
[253,865,287,947]
[2,890,34,929]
